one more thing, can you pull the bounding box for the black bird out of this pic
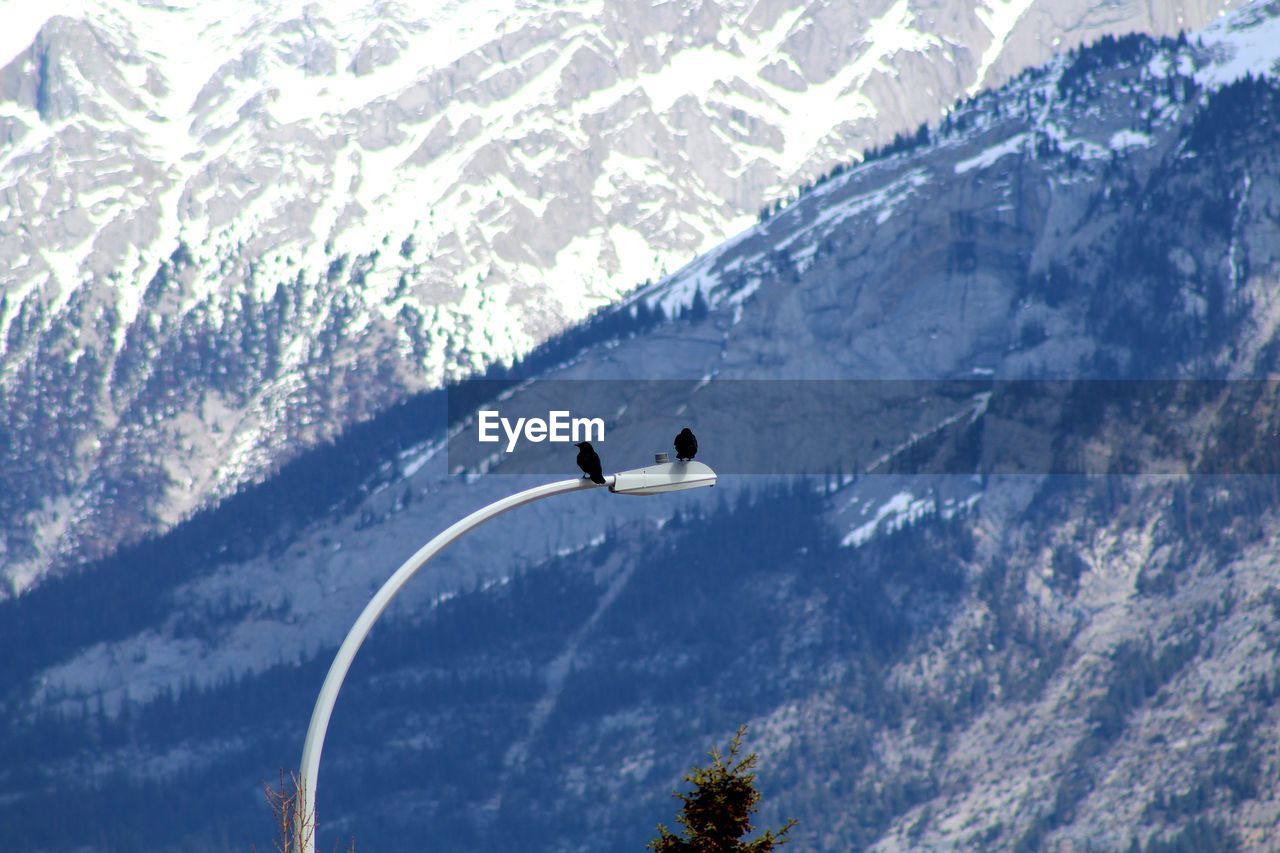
[674,427,698,462]
[575,441,605,484]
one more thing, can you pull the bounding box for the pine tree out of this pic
[688,286,710,322]
[648,725,797,852]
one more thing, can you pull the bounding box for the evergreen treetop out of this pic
[648,725,797,852]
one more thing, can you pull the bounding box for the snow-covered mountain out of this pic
[4,1,1280,848]
[0,0,1247,593]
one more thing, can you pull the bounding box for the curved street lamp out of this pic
[295,458,717,852]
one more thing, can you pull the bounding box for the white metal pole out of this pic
[295,475,611,852]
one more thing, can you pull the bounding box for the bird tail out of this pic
[591,472,606,485]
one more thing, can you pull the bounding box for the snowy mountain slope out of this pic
[4,1,1280,848]
[12,0,1280,739]
[0,0,1247,592]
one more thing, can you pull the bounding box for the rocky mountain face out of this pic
[0,0,1248,593]
[3,2,1280,849]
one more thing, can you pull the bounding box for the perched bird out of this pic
[575,441,605,484]
[674,427,698,462]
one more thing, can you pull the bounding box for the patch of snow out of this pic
[1109,129,1152,150]
[1196,1,1280,88]
[842,490,933,546]
[779,167,931,251]
[400,437,447,479]
[970,390,992,423]
[0,0,84,68]
[968,0,1037,95]
[1227,171,1251,287]
[955,132,1028,174]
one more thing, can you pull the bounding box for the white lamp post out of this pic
[295,458,716,852]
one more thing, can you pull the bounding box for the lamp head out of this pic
[610,460,716,496]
